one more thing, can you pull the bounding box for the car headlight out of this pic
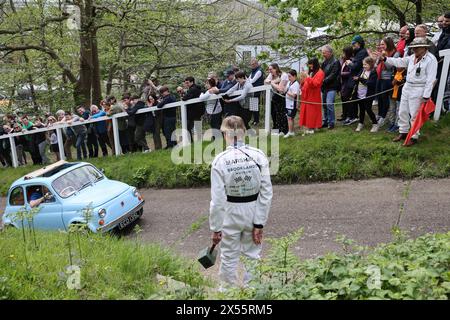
[132,188,143,201]
[98,208,106,218]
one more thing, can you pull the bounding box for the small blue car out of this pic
[2,161,145,233]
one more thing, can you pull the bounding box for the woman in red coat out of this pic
[299,58,325,134]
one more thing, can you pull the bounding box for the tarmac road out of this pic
[1,178,449,261]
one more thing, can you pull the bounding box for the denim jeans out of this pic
[376,79,393,119]
[76,132,87,160]
[322,90,336,126]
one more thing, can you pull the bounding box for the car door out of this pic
[25,184,64,231]
[4,186,26,227]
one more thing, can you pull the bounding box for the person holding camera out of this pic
[29,186,54,208]
[377,37,437,146]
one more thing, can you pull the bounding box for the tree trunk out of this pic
[415,0,423,25]
[74,0,94,108]
[91,26,102,106]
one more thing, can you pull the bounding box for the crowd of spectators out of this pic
[1,11,449,167]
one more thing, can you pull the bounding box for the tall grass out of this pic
[0,228,207,299]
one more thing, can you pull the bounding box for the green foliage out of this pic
[223,230,450,300]
[259,0,449,56]
[0,228,207,299]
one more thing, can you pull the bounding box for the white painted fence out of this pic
[434,49,450,121]
[0,85,273,168]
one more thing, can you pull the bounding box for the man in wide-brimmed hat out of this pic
[377,37,438,146]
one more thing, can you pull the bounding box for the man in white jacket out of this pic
[209,116,273,289]
[379,37,438,146]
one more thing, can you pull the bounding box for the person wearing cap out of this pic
[414,25,439,58]
[346,35,369,125]
[217,70,237,94]
[210,70,237,117]
[209,116,272,290]
[378,37,438,146]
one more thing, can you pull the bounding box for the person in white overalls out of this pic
[379,37,438,146]
[209,116,273,289]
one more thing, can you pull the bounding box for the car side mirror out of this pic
[100,168,105,174]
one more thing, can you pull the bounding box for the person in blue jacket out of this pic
[90,105,111,156]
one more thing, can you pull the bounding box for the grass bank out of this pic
[0,228,208,299]
[1,227,448,300]
[2,113,450,195]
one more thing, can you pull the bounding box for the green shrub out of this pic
[222,230,450,300]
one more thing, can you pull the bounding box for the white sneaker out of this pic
[377,117,385,127]
[355,123,364,132]
[142,149,151,154]
[283,132,295,138]
[279,132,285,136]
[306,129,315,135]
[370,124,379,133]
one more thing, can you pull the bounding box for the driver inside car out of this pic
[29,186,53,208]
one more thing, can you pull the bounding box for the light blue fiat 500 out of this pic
[2,161,145,233]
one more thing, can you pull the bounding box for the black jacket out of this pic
[347,47,369,96]
[157,94,177,118]
[437,29,450,52]
[348,47,369,77]
[352,69,378,99]
[182,84,205,121]
[126,100,147,127]
[321,56,341,92]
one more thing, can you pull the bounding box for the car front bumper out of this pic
[96,200,145,233]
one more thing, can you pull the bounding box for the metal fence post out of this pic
[56,127,66,161]
[9,136,19,168]
[181,102,190,147]
[265,86,272,134]
[112,116,122,156]
[434,49,450,121]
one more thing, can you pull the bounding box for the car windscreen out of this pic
[52,165,104,198]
